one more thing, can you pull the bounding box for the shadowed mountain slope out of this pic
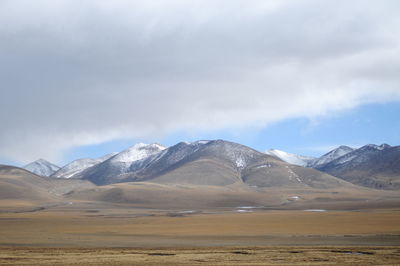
[316,144,400,190]
[308,146,355,168]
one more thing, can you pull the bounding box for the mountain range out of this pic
[315,144,400,190]
[1,139,399,211]
[265,144,399,190]
[18,140,400,190]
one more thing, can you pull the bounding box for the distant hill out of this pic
[0,165,55,202]
[74,140,355,190]
[0,165,95,204]
[272,144,400,190]
[315,144,400,190]
[23,159,60,177]
[18,140,400,190]
[2,137,400,210]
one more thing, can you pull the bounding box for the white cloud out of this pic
[0,0,400,163]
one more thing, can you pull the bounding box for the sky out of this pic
[0,0,399,166]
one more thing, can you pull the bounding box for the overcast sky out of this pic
[1,0,400,165]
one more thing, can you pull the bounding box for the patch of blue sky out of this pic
[62,101,400,164]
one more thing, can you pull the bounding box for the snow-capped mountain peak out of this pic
[182,140,211,145]
[69,143,168,184]
[23,159,60,177]
[330,144,392,165]
[110,143,166,163]
[52,152,118,179]
[52,158,99,179]
[265,149,315,167]
[308,145,355,168]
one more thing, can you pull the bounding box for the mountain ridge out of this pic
[23,159,60,177]
[73,140,356,190]
[18,140,400,190]
[267,144,399,190]
[51,152,118,179]
[315,144,399,189]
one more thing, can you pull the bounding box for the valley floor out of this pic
[0,204,400,264]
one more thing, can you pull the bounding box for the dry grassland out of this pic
[1,208,400,246]
[1,208,400,264]
[1,246,400,265]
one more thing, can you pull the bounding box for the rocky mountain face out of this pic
[263,144,400,190]
[74,140,352,189]
[51,152,118,179]
[315,144,400,190]
[74,143,167,185]
[23,159,60,177]
[19,140,399,190]
[307,146,355,168]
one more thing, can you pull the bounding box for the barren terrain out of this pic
[1,166,400,264]
[1,204,400,265]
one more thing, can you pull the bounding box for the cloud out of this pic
[1,0,400,163]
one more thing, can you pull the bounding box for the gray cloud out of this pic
[1,0,400,163]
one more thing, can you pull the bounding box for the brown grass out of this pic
[0,246,400,265]
[1,207,400,264]
[1,208,400,247]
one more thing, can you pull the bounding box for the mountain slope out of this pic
[78,140,357,190]
[316,144,400,189]
[308,146,355,168]
[76,143,166,185]
[23,159,60,177]
[266,149,315,167]
[51,152,117,179]
[0,165,54,201]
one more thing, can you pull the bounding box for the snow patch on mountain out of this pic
[130,140,256,176]
[53,158,99,178]
[136,142,202,171]
[235,156,246,168]
[365,144,391,151]
[222,142,255,169]
[308,146,355,167]
[329,144,391,166]
[23,159,60,177]
[111,143,166,163]
[52,152,118,179]
[182,140,210,145]
[266,149,315,167]
[107,143,167,174]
